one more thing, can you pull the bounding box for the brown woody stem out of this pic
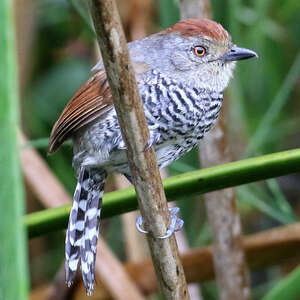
[179,1,251,299]
[89,1,190,299]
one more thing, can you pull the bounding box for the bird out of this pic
[48,18,257,295]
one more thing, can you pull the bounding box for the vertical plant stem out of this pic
[89,1,190,299]
[128,0,152,41]
[179,0,251,299]
[0,0,28,299]
[179,0,211,19]
[14,0,36,93]
[199,122,250,300]
[120,0,151,264]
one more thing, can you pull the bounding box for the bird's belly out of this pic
[155,142,192,169]
[74,133,197,175]
[100,143,193,174]
[73,74,223,174]
[73,108,217,174]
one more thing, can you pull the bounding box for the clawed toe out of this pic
[136,206,184,238]
[143,131,161,152]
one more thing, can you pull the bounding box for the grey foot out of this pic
[136,207,184,239]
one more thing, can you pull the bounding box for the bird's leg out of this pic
[65,166,107,296]
[65,166,86,286]
[123,173,184,238]
[136,206,184,239]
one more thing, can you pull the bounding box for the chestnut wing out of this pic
[48,70,113,154]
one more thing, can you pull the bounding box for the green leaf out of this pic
[237,185,294,224]
[262,265,300,300]
[69,0,94,31]
[0,0,29,299]
[245,51,300,157]
[158,0,180,28]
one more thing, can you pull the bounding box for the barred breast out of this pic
[73,71,223,173]
[140,70,223,168]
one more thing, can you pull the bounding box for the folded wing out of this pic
[48,70,113,154]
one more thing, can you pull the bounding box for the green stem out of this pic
[26,148,300,238]
[0,0,29,298]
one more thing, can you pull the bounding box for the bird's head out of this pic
[130,18,257,92]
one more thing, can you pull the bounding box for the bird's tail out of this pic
[65,167,107,295]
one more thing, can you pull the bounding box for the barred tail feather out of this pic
[81,170,106,295]
[65,167,107,295]
[65,168,87,286]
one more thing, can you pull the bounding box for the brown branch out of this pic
[14,0,36,94]
[89,1,189,299]
[128,0,152,41]
[95,238,146,300]
[19,132,70,208]
[31,221,300,298]
[178,1,251,299]
[19,132,146,300]
[68,222,300,299]
[199,125,250,300]
[126,222,300,292]
[46,263,73,300]
[179,0,211,20]
[161,170,203,300]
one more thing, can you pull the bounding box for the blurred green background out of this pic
[13,0,300,299]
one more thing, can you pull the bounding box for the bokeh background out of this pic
[12,0,300,299]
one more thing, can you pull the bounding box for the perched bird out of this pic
[49,18,257,294]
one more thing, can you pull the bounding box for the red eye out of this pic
[194,46,206,57]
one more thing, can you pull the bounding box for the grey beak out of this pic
[222,46,258,62]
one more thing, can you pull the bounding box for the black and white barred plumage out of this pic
[66,71,223,294]
[74,71,223,173]
[65,167,106,295]
[48,18,257,295]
